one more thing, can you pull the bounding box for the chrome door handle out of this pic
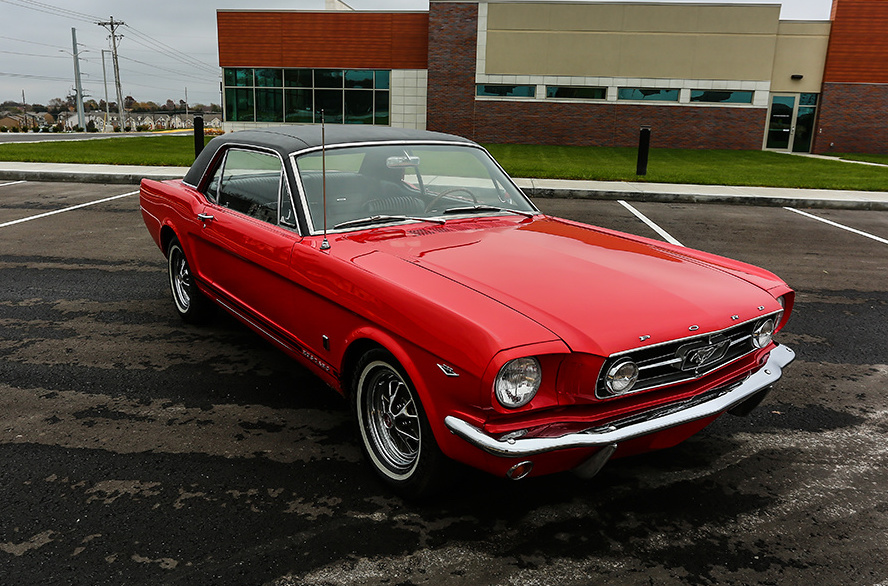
[197,213,215,222]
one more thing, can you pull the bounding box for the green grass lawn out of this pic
[484,144,888,192]
[0,135,211,167]
[827,153,888,166]
[1,134,887,191]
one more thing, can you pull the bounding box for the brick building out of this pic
[216,0,887,154]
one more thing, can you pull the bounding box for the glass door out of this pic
[765,95,795,150]
[792,94,818,153]
[764,93,818,153]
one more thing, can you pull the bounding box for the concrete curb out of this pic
[0,163,187,186]
[3,166,888,211]
[521,186,888,211]
[0,170,185,185]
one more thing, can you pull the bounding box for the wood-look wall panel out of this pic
[823,0,888,83]
[218,12,428,70]
[217,13,283,67]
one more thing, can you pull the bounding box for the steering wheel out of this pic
[424,187,478,213]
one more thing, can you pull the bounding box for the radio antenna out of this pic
[320,110,331,251]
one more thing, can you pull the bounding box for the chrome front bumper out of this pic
[445,344,795,458]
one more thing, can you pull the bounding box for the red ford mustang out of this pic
[140,126,795,498]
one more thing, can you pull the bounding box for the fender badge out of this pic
[639,335,651,342]
[731,315,740,321]
[689,325,700,331]
[437,364,459,377]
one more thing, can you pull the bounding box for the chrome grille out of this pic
[595,313,780,399]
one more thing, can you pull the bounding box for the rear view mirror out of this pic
[386,155,420,168]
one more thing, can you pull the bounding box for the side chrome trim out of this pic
[444,344,795,458]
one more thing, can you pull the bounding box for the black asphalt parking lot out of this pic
[1,181,886,586]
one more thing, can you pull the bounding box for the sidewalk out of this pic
[2,161,887,211]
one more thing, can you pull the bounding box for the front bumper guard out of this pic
[444,344,795,459]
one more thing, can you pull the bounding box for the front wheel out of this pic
[353,349,452,499]
[167,237,213,324]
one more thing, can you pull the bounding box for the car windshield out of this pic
[294,143,536,233]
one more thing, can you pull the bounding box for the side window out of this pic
[279,181,298,228]
[205,163,223,202]
[215,149,284,224]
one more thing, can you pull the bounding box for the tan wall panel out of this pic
[485,31,551,74]
[545,33,621,76]
[487,2,780,33]
[691,35,777,80]
[545,4,627,32]
[487,32,777,80]
[485,2,781,80]
[771,22,830,92]
[692,5,780,34]
[616,34,700,79]
[487,2,552,29]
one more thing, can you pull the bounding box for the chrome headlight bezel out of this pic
[494,357,542,409]
[752,318,777,349]
[604,358,640,396]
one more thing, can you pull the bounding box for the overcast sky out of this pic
[1,0,833,108]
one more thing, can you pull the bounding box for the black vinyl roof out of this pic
[184,125,475,186]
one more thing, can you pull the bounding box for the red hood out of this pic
[346,216,785,356]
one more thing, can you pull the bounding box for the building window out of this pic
[224,88,254,122]
[690,90,754,104]
[223,68,391,125]
[284,89,312,123]
[255,69,282,88]
[799,93,818,106]
[256,88,283,122]
[476,84,536,98]
[546,86,606,100]
[224,68,253,87]
[617,88,679,102]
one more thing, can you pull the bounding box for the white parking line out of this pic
[0,190,139,229]
[0,180,26,187]
[785,207,888,246]
[618,200,684,246]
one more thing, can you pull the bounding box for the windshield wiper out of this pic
[333,215,445,230]
[441,205,536,218]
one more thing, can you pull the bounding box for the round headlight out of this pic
[605,359,639,395]
[752,318,776,349]
[495,357,542,408]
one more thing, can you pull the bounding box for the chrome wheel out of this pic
[169,244,192,314]
[358,360,421,479]
[166,237,212,324]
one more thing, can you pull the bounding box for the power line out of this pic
[0,0,98,24]
[1,0,218,77]
[0,35,67,51]
[0,71,75,82]
[122,28,218,75]
[0,49,68,59]
[115,54,217,83]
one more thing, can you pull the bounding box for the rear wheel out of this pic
[167,237,213,324]
[353,349,452,499]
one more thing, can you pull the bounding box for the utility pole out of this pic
[101,50,111,132]
[71,28,86,132]
[97,16,126,131]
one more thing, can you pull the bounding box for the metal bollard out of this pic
[194,116,205,159]
[636,125,651,176]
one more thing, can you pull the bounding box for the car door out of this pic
[190,147,302,338]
